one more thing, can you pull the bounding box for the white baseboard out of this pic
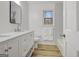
[56,39,65,57]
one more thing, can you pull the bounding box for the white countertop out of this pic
[0,30,33,43]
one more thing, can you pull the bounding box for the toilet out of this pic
[34,36,41,48]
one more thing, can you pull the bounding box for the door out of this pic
[63,1,77,57]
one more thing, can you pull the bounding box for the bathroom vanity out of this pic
[0,31,34,57]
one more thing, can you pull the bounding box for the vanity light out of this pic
[14,1,21,6]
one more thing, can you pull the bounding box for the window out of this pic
[43,10,53,25]
[43,11,53,18]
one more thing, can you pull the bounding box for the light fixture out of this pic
[14,1,21,6]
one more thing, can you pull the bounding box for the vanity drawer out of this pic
[7,38,19,57]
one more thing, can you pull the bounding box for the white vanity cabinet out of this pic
[0,38,19,57]
[0,31,34,57]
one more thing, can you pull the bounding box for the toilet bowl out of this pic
[34,37,41,48]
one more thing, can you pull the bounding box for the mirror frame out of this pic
[9,1,22,24]
[9,1,16,24]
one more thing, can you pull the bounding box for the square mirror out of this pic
[9,1,21,24]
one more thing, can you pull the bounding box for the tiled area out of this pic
[32,44,62,57]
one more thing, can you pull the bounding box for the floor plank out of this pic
[31,44,62,57]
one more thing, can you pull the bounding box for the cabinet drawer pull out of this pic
[8,47,12,49]
[5,49,8,52]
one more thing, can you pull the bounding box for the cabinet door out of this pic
[19,34,29,57]
[23,32,34,56]
[27,32,34,48]
[19,32,34,57]
[0,41,8,57]
[7,38,18,57]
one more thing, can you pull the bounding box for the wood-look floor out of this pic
[31,44,62,57]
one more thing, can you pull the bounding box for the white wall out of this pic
[20,1,29,31]
[0,1,29,34]
[54,2,64,56]
[0,1,17,34]
[28,1,55,41]
[54,2,63,41]
[76,1,79,52]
